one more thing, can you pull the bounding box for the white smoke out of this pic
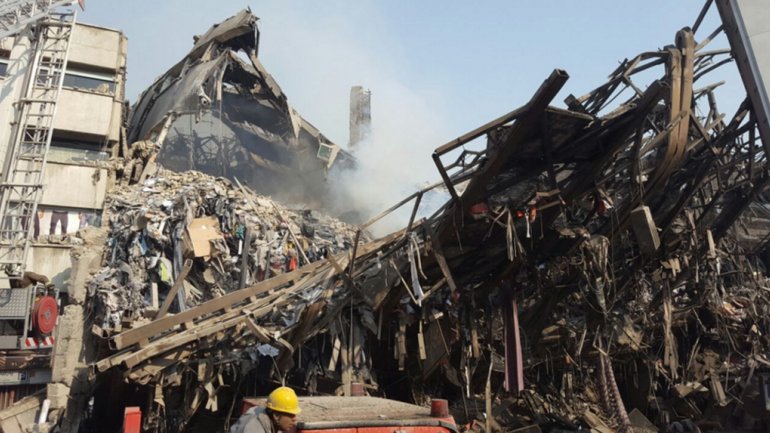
[255,1,453,235]
[329,83,450,235]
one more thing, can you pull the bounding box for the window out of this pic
[317,143,334,162]
[35,206,102,238]
[48,139,109,165]
[62,68,115,93]
[0,59,8,77]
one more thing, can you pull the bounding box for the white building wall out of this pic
[0,22,126,292]
[40,163,107,209]
[68,23,123,71]
[54,89,117,139]
[25,246,72,288]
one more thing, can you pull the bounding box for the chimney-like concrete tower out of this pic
[348,86,371,152]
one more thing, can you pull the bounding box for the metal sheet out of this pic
[717,0,770,152]
[0,288,29,318]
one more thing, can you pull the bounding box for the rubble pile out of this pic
[90,216,405,432]
[88,170,360,333]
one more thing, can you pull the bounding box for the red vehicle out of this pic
[241,396,458,433]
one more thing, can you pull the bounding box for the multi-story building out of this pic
[0,21,126,290]
[0,19,126,405]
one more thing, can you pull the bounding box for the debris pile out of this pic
[88,170,360,334]
[90,215,405,432]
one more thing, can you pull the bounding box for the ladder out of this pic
[0,9,76,276]
[0,0,79,40]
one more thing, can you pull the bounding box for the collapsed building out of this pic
[2,2,770,433]
[0,5,355,431]
[124,9,353,207]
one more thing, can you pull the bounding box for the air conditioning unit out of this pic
[316,143,339,168]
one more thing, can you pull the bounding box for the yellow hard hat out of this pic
[266,386,301,415]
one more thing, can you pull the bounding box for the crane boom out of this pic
[0,0,78,40]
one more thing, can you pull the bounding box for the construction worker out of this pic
[230,386,301,433]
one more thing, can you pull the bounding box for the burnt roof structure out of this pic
[126,9,353,206]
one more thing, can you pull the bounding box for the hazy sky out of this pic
[79,1,740,226]
[81,1,736,144]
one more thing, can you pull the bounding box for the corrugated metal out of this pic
[0,384,44,410]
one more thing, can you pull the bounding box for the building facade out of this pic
[0,21,126,290]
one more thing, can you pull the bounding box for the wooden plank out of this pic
[706,229,716,257]
[434,105,528,156]
[109,271,328,373]
[121,292,294,370]
[352,323,363,367]
[110,259,327,350]
[149,283,159,313]
[98,290,285,371]
[339,321,351,396]
[157,258,193,319]
[417,321,427,361]
[119,315,246,370]
[328,334,341,372]
[243,316,271,343]
[398,322,407,371]
[96,313,244,371]
[327,253,347,275]
[422,277,447,301]
[471,322,480,359]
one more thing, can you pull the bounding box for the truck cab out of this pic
[242,396,458,433]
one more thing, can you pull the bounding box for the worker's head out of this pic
[266,386,300,432]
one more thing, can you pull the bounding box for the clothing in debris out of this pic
[50,210,68,234]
